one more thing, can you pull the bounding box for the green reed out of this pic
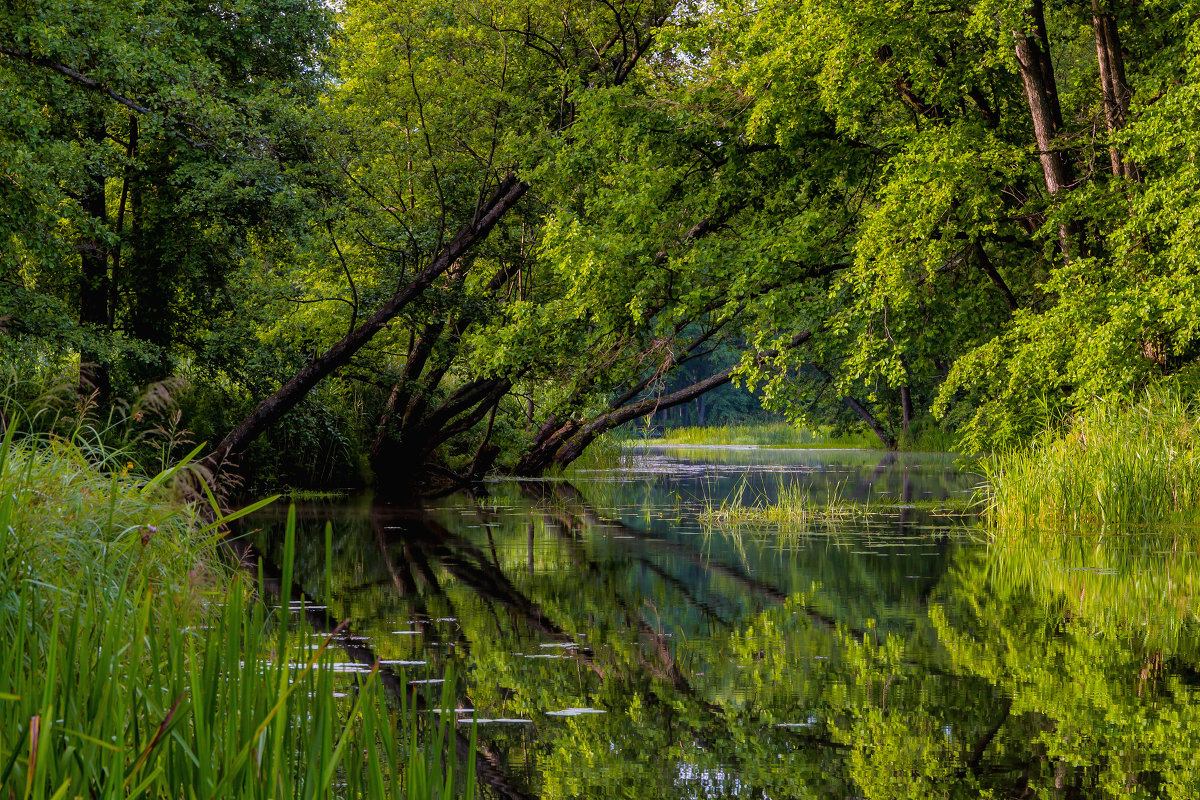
[647,423,876,448]
[986,386,1200,531]
[0,426,475,799]
[698,479,869,528]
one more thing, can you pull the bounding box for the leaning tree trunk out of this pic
[550,365,740,470]
[202,175,528,474]
[518,330,816,474]
[843,396,896,450]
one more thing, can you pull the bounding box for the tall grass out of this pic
[698,480,870,527]
[0,427,474,799]
[646,423,872,448]
[987,386,1200,530]
[642,423,927,450]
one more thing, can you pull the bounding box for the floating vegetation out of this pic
[698,481,870,527]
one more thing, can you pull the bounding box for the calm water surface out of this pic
[245,446,1200,798]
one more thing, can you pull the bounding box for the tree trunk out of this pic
[973,242,1018,311]
[1092,1,1136,179]
[1013,0,1074,199]
[551,365,739,470]
[843,396,896,449]
[202,174,527,474]
[369,322,443,462]
[109,115,137,337]
[900,385,912,437]
[79,109,110,399]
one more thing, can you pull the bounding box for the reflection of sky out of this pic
[247,447,982,799]
[567,444,981,509]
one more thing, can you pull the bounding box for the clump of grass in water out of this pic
[987,385,1200,531]
[0,424,475,799]
[698,480,869,527]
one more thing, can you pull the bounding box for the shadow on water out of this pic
[242,447,1200,798]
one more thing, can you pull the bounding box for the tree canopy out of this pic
[6,0,1200,486]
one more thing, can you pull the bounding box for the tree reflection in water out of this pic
[245,449,1200,798]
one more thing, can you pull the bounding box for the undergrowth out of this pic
[0,425,475,799]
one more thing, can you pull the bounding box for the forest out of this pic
[7,0,1200,491]
[13,1,1200,798]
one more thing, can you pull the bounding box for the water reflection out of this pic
[244,447,1200,798]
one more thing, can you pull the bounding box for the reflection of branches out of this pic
[228,535,534,800]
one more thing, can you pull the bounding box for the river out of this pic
[244,445,1200,798]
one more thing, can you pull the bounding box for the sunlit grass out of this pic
[697,481,871,528]
[0,427,475,799]
[645,423,879,449]
[986,386,1200,531]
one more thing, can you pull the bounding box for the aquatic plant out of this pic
[697,479,871,528]
[0,427,475,799]
[986,386,1200,530]
[643,423,878,449]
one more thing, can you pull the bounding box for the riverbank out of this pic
[986,387,1200,530]
[0,431,468,798]
[634,422,957,451]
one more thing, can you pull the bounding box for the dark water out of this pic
[245,446,1200,799]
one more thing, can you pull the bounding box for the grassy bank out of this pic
[642,423,877,448]
[0,430,471,798]
[640,422,956,451]
[986,387,1200,530]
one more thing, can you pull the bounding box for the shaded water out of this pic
[245,446,1200,798]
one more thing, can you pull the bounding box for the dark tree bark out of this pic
[1013,0,1074,199]
[900,385,912,437]
[972,242,1018,311]
[551,365,739,469]
[517,330,814,474]
[79,109,111,399]
[843,396,896,449]
[202,174,528,474]
[369,323,444,461]
[1092,1,1137,179]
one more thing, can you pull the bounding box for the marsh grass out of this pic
[987,386,1200,530]
[0,427,474,799]
[698,479,870,528]
[647,423,879,449]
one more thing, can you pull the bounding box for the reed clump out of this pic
[698,482,868,528]
[987,386,1200,530]
[0,427,473,799]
